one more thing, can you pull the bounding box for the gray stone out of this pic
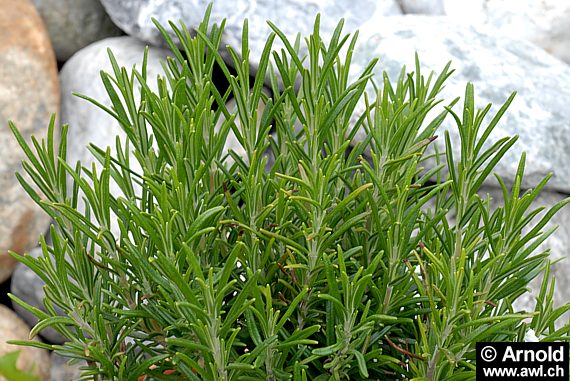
[0,304,51,380]
[443,0,570,64]
[349,16,570,193]
[99,0,401,59]
[31,0,123,62]
[11,247,67,344]
[397,0,445,14]
[50,352,85,381]
[0,0,58,283]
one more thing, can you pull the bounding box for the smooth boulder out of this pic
[31,0,123,61]
[0,0,58,283]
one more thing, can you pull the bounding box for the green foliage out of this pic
[0,351,40,381]
[7,6,570,380]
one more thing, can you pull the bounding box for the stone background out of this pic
[1,0,569,378]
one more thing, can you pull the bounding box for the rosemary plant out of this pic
[8,7,570,381]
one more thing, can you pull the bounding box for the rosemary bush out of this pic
[8,8,570,381]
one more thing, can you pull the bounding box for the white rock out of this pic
[349,16,570,193]
[31,0,122,61]
[443,0,570,64]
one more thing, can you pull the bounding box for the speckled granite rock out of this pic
[99,0,401,60]
[349,16,570,193]
[0,0,58,283]
[443,0,570,64]
[0,305,51,380]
